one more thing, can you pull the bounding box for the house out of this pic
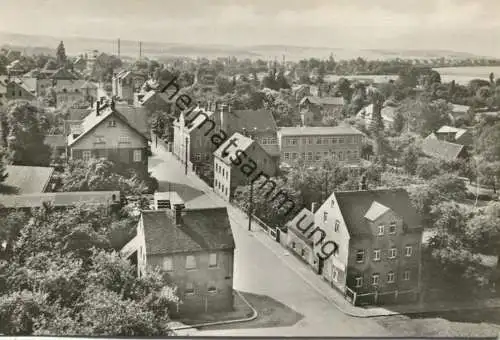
[421,136,468,162]
[356,104,397,130]
[134,90,173,112]
[73,56,87,73]
[299,96,345,116]
[112,70,146,103]
[0,165,54,195]
[6,60,26,76]
[0,191,121,212]
[286,208,315,265]
[433,125,473,147]
[213,132,278,201]
[291,84,310,102]
[66,99,149,175]
[277,126,364,167]
[0,76,37,105]
[121,201,235,316]
[311,188,423,306]
[450,104,471,121]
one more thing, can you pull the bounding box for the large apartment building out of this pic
[277,126,364,166]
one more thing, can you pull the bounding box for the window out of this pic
[334,220,340,232]
[185,282,195,295]
[207,281,217,293]
[315,152,321,161]
[307,152,313,161]
[331,200,335,208]
[82,150,91,161]
[95,136,105,143]
[133,150,142,162]
[119,136,130,144]
[346,150,351,159]
[371,273,380,286]
[163,257,173,271]
[108,119,117,127]
[405,246,413,257]
[332,138,337,144]
[377,225,384,235]
[209,253,218,268]
[185,255,196,270]
[373,249,381,261]
[338,151,344,161]
[194,153,201,161]
[323,211,328,222]
[403,270,411,281]
[389,222,396,234]
[291,241,296,249]
[338,137,345,144]
[316,138,321,145]
[301,248,306,257]
[284,152,290,160]
[322,138,330,144]
[292,152,298,160]
[387,271,395,283]
[323,151,329,158]
[308,137,313,144]
[389,248,397,259]
[356,250,365,263]
[332,269,338,282]
[355,276,363,288]
[290,138,298,145]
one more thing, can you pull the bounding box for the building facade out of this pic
[277,126,364,166]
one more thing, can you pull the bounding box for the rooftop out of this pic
[0,165,54,195]
[278,125,364,136]
[300,96,345,106]
[421,136,465,161]
[213,132,256,164]
[0,191,120,209]
[226,109,278,133]
[141,207,235,255]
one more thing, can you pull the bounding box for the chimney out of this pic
[171,203,185,226]
[311,202,317,213]
[110,98,115,110]
[100,96,105,105]
[96,101,101,115]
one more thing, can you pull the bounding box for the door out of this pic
[276,228,280,243]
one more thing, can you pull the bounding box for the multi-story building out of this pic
[213,132,278,201]
[277,126,364,167]
[112,70,147,104]
[0,76,37,105]
[310,188,423,306]
[66,99,149,175]
[121,200,235,316]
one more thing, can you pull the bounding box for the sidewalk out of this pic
[151,142,500,318]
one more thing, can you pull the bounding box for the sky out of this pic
[0,0,499,56]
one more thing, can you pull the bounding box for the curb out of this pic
[169,290,259,331]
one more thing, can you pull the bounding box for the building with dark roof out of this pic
[121,199,235,316]
[421,135,467,162]
[433,125,473,147]
[305,188,423,306]
[0,165,54,195]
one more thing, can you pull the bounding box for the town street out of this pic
[148,141,392,336]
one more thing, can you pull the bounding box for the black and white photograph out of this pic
[0,0,500,338]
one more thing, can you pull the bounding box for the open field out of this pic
[434,66,500,84]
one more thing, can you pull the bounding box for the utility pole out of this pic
[247,179,253,231]
[184,137,188,175]
[117,38,120,58]
[139,41,142,59]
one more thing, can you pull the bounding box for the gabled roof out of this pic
[141,208,235,255]
[421,136,465,161]
[364,201,391,221]
[0,165,54,195]
[300,96,344,106]
[114,103,150,138]
[186,108,215,132]
[0,191,119,209]
[436,125,469,140]
[333,189,421,237]
[278,125,364,136]
[226,109,278,132]
[213,132,256,165]
[50,68,79,80]
[286,208,314,246]
[68,103,148,147]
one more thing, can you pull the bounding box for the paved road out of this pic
[149,143,392,336]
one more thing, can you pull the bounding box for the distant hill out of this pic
[0,31,494,61]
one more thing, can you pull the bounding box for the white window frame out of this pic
[284,152,290,160]
[389,248,397,259]
[108,119,117,127]
[377,225,385,235]
[371,273,380,286]
[209,253,218,268]
[403,270,411,281]
[185,255,197,270]
[119,136,130,144]
[307,152,313,161]
[323,211,328,222]
[163,256,173,272]
[405,246,413,257]
[334,220,340,232]
[356,250,365,263]
[207,281,217,293]
[194,153,201,161]
[82,150,91,161]
[133,150,142,162]
[95,136,105,143]
[387,271,395,283]
[355,276,363,288]
[185,282,195,295]
[389,221,397,234]
[373,249,381,261]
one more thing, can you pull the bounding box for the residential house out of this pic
[299,96,345,117]
[277,126,364,167]
[421,135,468,162]
[134,90,173,113]
[6,60,26,76]
[451,104,471,122]
[72,56,87,73]
[286,207,316,265]
[432,125,473,147]
[0,76,37,105]
[0,191,121,213]
[0,165,54,195]
[112,70,146,103]
[66,99,149,175]
[291,84,311,102]
[213,132,278,201]
[312,188,423,306]
[356,104,397,131]
[121,201,235,316]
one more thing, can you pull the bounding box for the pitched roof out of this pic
[141,208,235,255]
[0,165,54,195]
[44,134,65,148]
[286,208,314,246]
[53,79,87,93]
[364,201,391,221]
[0,191,120,209]
[334,189,421,237]
[114,103,150,138]
[50,68,79,80]
[213,132,256,165]
[226,109,278,132]
[278,125,364,136]
[186,108,215,132]
[300,96,344,106]
[452,104,470,113]
[421,136,465,161]
[436,125,469,140]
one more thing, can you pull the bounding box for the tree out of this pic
[56,41,67,67]
[392,111,406,134]
[215,75,234,95]
[401,145,419,175]
[3,102,51,167]
[475,122,500,162]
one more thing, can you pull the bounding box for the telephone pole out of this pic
[117,38,121,58]
[247,179,253,231]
